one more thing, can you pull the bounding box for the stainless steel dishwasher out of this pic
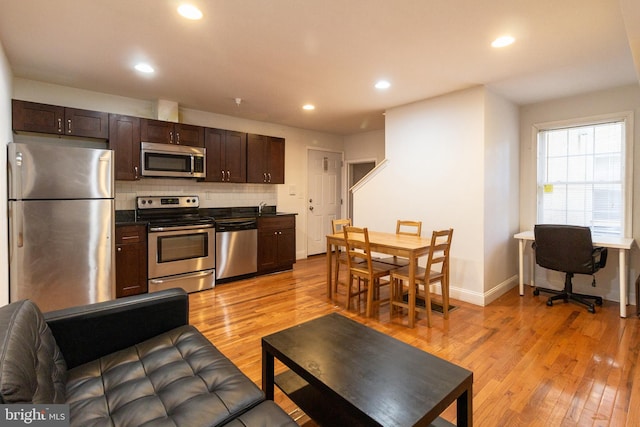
[215,218,258,282]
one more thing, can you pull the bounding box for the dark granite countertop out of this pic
[115,206,297,226]
[114,210,140,226]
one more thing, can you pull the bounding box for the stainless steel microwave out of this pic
[141,141,206,178]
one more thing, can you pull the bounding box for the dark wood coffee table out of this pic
[262,313,473,426]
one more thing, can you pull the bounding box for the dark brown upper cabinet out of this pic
[140,118,204,147]
[247,134,285,184]
[12,99,109,139]
[109,114,141,181]
[204,128,247,183]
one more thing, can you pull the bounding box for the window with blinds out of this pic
[537,120,627,237]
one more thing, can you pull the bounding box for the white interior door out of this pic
[307,150,342,255]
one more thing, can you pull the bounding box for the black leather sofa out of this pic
[0,288,297,427]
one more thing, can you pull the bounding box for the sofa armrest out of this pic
[44,288,189,369]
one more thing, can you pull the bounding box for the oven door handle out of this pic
[149,269,214,285]
[149,223,214,232]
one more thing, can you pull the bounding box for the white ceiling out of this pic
[1,0,639,136]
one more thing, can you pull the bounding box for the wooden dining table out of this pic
[326,230,432,327]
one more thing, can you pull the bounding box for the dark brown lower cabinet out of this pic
[115,225,148,297]
[258,216,296,273]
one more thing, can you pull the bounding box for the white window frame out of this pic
[533,111,634,238]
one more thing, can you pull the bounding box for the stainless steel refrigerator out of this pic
[8,142,115,312]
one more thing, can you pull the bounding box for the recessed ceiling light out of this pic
[375,80,391,89]
[302,104,315,111]
[491,35,515,48]
[178,4,203,20]
[134,63,155,73]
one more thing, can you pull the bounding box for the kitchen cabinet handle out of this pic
[57,118,62,133]
[267,172,272,183]
[263,172,267,182]
[134,166,139,180]
[176,132,180,144]
[226,171,230,181]
[221,170,225,181]
[67,119,72,134]
[117,247,122,252]
[170,131,173,144]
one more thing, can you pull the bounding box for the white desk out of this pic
[514,230,634,318]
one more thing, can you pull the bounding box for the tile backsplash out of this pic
[115,179,277,210]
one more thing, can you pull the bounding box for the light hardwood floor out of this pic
[188,255,640,427]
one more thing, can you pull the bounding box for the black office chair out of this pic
[532,224,607,313]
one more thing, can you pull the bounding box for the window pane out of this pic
[547,131,567,156]
[537,120,625,237]
[595,124,621,153]
[566,156,586,181]
[547,158,567,181]
[567,129,591,155]
[594,154,620,181]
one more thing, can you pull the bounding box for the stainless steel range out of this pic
[136,195,215,294]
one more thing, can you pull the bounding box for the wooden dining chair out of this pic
[390,228,453,327]
[343,226,393,317]
[331,218,352,297]
[378,220,423,267]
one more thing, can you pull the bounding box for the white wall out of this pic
[519,84,640,302]
[344,129,385,164]
[353,86,520,305]
[0,42,11,306]
[12,79,345,260]
[483,90,520,294]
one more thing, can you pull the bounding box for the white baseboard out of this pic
[432,275,519,307]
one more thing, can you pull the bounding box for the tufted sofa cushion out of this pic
[0,300,67,404]
[66,324,265,427]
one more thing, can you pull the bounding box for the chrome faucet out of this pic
[258,201,267,214]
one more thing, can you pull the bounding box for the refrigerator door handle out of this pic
[9,201,24,256]
[8,148,24,201]
[15,201,23,248]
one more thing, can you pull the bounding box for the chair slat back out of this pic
[425,229,454,283]
[396,220,422,237]
[332,218,352,234]
[343,226,373,273]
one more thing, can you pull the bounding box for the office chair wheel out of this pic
[533,288,540,296]
[546,300,553,307]
[588,305,596,314]
[595,297,603,306]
